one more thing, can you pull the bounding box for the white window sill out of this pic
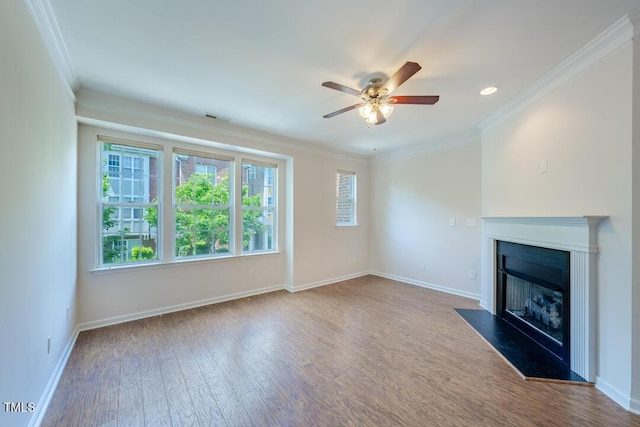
[336,224,358,229]
[90,251,282,275]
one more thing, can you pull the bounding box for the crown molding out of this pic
[479,12,637,132]
[25,0,80,98]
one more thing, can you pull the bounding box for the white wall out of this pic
[631,29,640,412]
[370,140,482,299]
[75,90,369,326]
[291,152,369,289]
[0,1,77,426]
[481,44,636,409]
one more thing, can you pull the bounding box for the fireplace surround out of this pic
[481,216,606,382]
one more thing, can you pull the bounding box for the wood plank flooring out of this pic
[42,275,640,426]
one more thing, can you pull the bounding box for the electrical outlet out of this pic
[47,336,51,354]
[420,264,426,272]
[249,268,255,277]
[449,217,456,226]
[66,306,70,321]
[469,270,477,280]
[466,218,477,227]
[352,256,356,264]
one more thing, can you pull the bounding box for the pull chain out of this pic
[368,123,377,151]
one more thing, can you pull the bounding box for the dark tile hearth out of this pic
[455,308,587,383]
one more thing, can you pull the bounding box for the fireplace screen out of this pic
[505,274,563,344]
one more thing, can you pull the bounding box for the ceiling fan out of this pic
[321,62,439,125]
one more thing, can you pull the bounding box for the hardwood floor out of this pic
[42,276,640,426]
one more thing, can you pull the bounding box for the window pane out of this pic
[101,206,158,264]
[100,142,160,266]
[122,156,132,178]
[175,154,229,206]
[122,180,133,198]
[108,154,120,177]
[102,144,157,203]
[195,163,216,177]
[174,153,231,259]
[336,172,356,226]
[175,206,230,257]
[243,207,273,251]
[133,157,143,179]
[132,179,144,198]
[242,162,276,253]
[105,175,120,200]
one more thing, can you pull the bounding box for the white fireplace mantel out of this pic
[480,216,607,382]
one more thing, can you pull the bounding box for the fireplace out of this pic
[496,241,570,364]
[481,216,606,382]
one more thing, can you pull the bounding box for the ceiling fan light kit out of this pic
[322,61,439,125]
[358,99,394,124]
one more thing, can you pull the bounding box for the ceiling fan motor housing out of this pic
[363,78,384,98]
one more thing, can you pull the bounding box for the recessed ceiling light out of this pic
[480,86,498,96]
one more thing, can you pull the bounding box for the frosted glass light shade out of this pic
[359,104,373,118]
[380,103,394,117]
[365,113,377,124]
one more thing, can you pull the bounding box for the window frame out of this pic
[336,170,357,227]
[172,150,234,260]
[241,160,278,254]
[97,138,163,267]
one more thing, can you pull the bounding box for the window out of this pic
[107,154,120,177]
[247,165,257,180]
[100,141,160,265]
[174,152,231,258]
[195,163,216,180]
[96,137,280,268]
[242,162,276,252]
[336,170,356,226]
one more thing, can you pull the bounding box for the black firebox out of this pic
[496,241,570,365]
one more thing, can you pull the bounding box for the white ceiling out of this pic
[47,0,640,155]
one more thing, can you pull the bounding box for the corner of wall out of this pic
[28,327,80,427]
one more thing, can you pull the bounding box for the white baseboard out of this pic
[286,271,369,293]
[77,284,285,332]
[595,376,633,412]
[369,271,481,301]
[29,325,80,427]
[630,396,640,416]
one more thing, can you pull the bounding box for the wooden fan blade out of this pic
[388,95,439,105]
[382,62,422,94]
[321,82,362,97]
[323,103,364,118]
[375,109,386,125]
